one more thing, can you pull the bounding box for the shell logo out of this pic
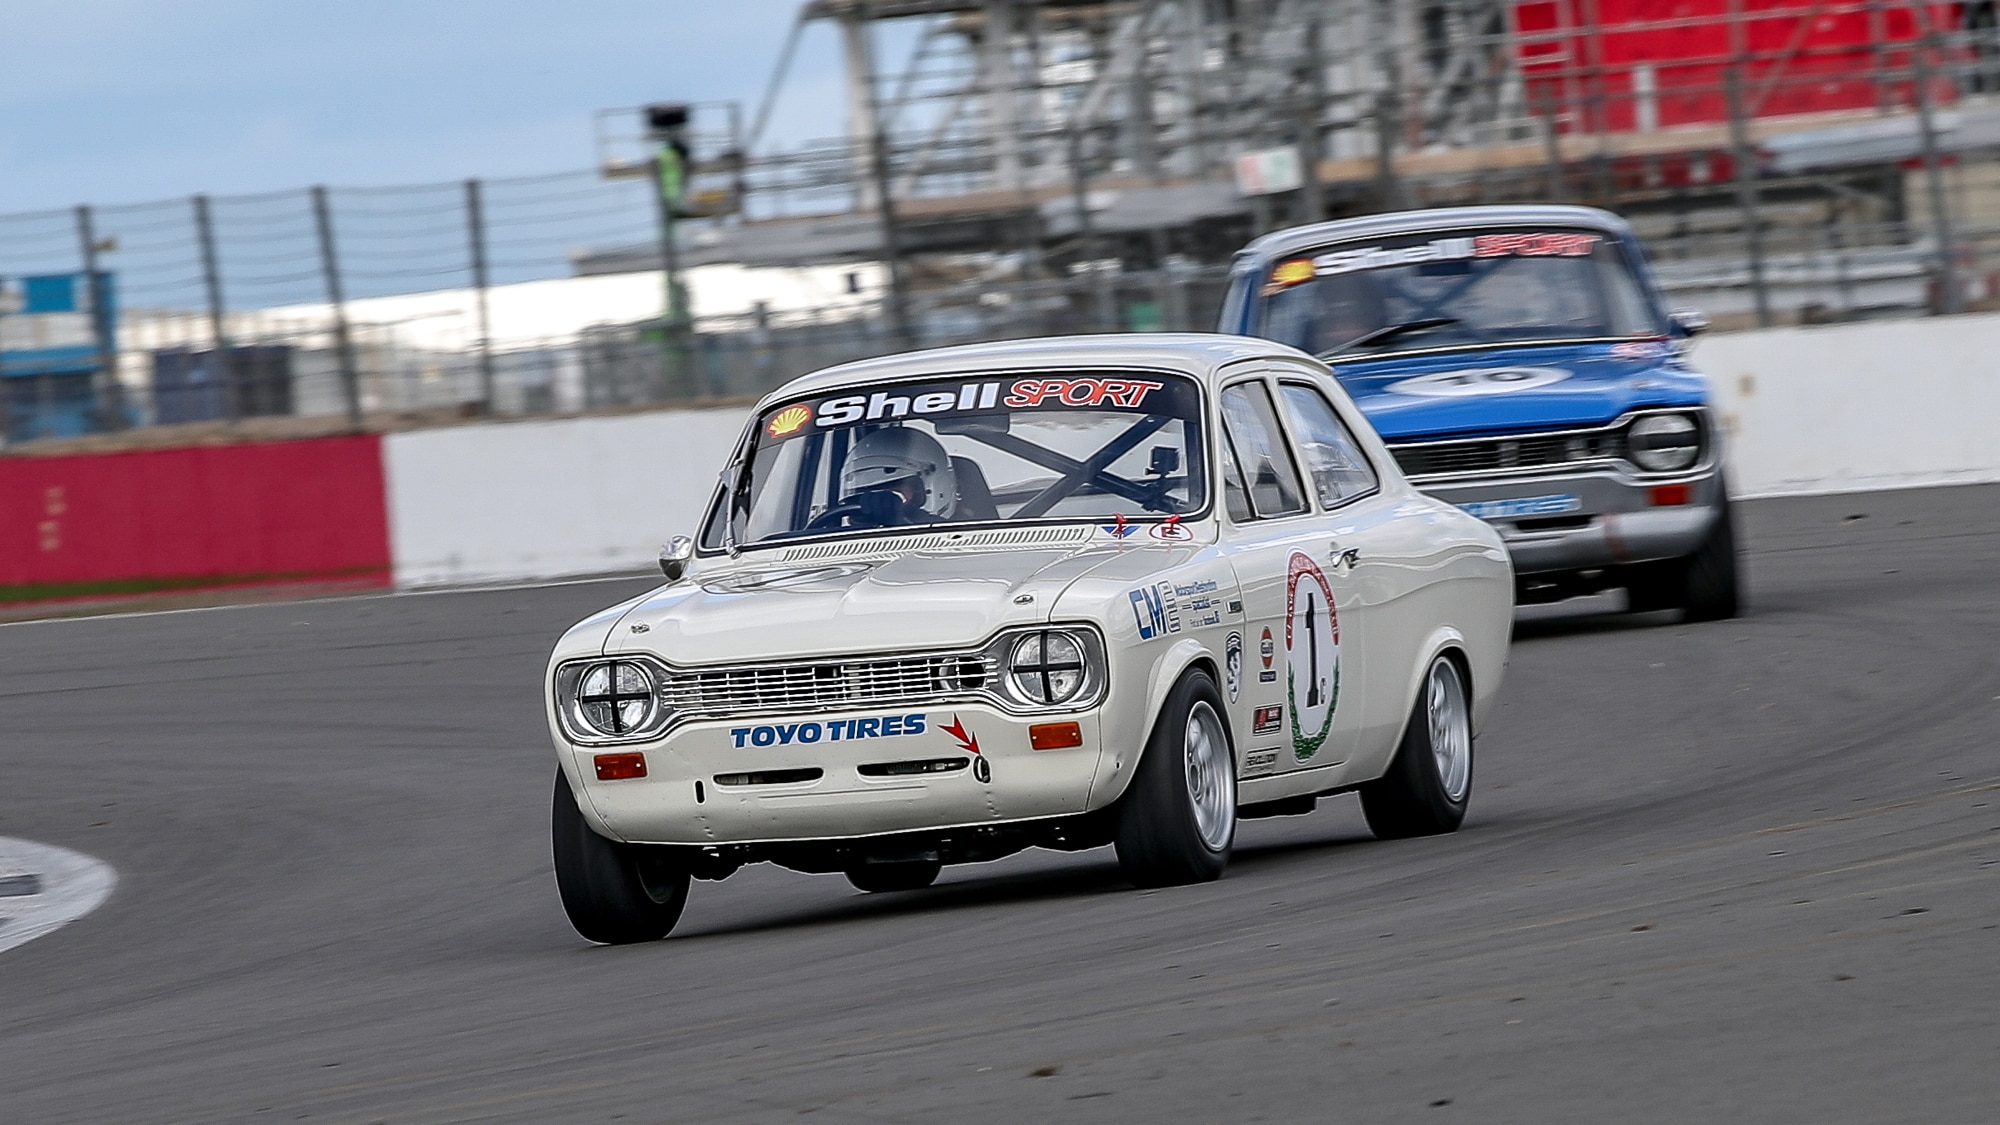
[766,405,813,437]
[1273,258,1316,285]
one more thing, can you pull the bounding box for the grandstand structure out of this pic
[618,0,2000,328]
[9,1,2000,445]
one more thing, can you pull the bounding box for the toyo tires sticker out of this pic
[1386,366,1570,398]
[1285,551,1340,762]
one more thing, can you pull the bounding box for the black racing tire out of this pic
[1114,669,1237,888]
[551,769,690,945]
[844,859,944,893]
[1682,500,1742,621]
[1624,500,1742,621]
[1359,654,1473,840]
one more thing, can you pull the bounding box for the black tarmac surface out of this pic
[2,484,1996,1123]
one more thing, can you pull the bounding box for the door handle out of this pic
[1331,544,1361,570]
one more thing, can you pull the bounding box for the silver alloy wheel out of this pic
[1428,658,1472,803]
[1183,700,1236,850]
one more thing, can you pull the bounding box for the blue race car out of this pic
[1219,204,1739,619]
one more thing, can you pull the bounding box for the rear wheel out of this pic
[551,769,690,944]
[845,859,943,893]
[1360,654,1473,839]
[1115,669,1236,888]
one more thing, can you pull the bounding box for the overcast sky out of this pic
[0,0,869,215]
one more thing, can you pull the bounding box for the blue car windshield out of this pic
[1254,228,1667,359]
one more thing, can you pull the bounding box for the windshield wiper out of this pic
[1317,316,1460,359]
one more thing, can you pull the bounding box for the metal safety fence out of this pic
[10,2,2000,448]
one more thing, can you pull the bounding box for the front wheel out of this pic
[552,769,690,944]
[1115,669,1237,888]
[1625,499,1742,621]
[1359,654,1473,839]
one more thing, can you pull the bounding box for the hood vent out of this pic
[778,524,1096,564]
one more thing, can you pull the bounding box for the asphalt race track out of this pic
[2,484,1996,1123]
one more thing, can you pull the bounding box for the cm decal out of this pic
[1284,551,1340,762]
[730,713,927,747]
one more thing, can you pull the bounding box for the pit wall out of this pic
[1694,315,2000,497]
[0,434,391,601]
[382,407,744,588]
[5,314,1998,602]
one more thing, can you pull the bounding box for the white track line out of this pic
[0,838,116,955]
[0,571,662,630]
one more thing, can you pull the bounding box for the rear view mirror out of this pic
[1148,446,1181,476]
[1670,307,1710,337]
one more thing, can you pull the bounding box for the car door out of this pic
[1215,373,1369,778]
[1267,363,1421,768]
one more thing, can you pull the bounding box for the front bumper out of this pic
[1411,465,1723,577]
[562,704,1106,846]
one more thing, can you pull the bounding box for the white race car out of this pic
[547,335,1513,943]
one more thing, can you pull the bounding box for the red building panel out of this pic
[1515,1,1961,133]
[0,434,391,600]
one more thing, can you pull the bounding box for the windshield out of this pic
[708,371,1208,547]
[1254,227,1666,359]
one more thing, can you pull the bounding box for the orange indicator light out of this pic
[1649,484,1692,507]
[1029,722,1084,750]
[594,752,648,781]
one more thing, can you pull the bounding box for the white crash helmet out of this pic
[839,427,956,519]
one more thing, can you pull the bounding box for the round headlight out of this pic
[574,660,658,736]
[1009,631,1086,705]
[1627,413,1700,472]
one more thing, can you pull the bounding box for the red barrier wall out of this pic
[0,434,391,599]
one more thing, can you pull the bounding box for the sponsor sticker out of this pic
[1303,231,1601,278]
[1460,494,1583,521]
[730,713,927,748]
[1285,551,1341,762]
[942,714,988,781]
[1386,366,1571,398]
[1004,378,1162,409]
[1241,749,1279,778]
[766,404,812,438]
[1225,632,1243,702]
[1127,580,1184,640]
[1149,519,1193,542]
[1610,339,1671,360]
[760,375,1174,441]
[1253,704,1284,735]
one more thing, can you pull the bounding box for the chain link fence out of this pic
[8,3,2000,449]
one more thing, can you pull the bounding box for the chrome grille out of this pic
[1390,430,1625,479]
[658,652,996,716]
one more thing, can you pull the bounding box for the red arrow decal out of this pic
[943,713,981,756]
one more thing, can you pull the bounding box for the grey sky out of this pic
[0,1,866,215]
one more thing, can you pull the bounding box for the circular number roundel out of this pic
[1284,551,1340,762]
[1385,366,1571,398]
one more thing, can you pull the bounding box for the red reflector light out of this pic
[593,753,647,781]
[1649,484,1692,507]
[1029,721,1084,750]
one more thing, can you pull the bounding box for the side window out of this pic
[1277,382,1380,508]
[1218,433,1254,522]
[1219,382,1307,518]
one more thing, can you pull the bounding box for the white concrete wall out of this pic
[381,314,2000,586]
[384,407,746,587]
[1696,312,2000,497]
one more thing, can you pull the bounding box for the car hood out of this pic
[595,542,1188,664]
[1330,341,1707,441]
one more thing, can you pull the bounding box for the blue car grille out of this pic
[1389,430,1626,479]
